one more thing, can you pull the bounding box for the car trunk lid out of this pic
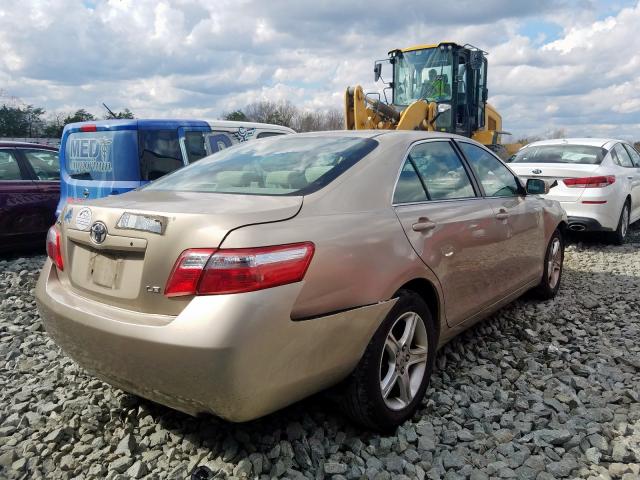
[58,191,302,315]
[510,163,602,202]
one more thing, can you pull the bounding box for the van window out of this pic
[65,130,139,181]
[257,131,286,139]
[207,133,233,154]
[139,130,183,180]
[184,131,208,163]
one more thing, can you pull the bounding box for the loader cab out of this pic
[389,43,488,137]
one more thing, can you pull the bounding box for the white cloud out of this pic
[0,0,639,139]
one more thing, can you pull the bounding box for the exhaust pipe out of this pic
[569,223,586,232]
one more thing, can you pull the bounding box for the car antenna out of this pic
[102,102,117,119]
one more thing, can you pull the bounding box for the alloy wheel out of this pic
[547,237,562,289]
[621,205,629,239]
[379,311,428,410]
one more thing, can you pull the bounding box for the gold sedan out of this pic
[36,131,566,430]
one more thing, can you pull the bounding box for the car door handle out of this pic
[412,218,436,232]
[495,211,510,220]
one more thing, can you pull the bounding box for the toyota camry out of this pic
[36,131,566,430]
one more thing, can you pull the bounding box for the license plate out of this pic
[92,254,117,288]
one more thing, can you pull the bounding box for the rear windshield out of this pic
[64,130,139,181]
[144,136,378,196]
[511,145,607,165]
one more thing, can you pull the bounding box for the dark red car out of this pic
[0,142,60,251]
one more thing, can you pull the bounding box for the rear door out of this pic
[18,148,61,228]
[0,148,44,246]
[392,140,504,327]
[457,140,545,291]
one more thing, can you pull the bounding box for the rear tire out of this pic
[609,201,630,245]
[533,229,564,300]
[340,290,436,431]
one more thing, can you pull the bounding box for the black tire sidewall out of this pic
[613,202,630,244]
[359,290,437,430]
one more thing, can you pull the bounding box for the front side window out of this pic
[512,144,607,165]
[459,142,520,197]
[139,129,183,181]
[623,144,640,167]
[0,150,22,180]
[409,141,475,200]
[22,149,60,180]
[184,131,208,163]
[394,48,453,106]
[145,136,378,196]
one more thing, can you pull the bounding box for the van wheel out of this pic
[533,229,564,300]
[609,201,630,245]
[341,290,436,431]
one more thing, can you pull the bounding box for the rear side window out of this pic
[624,144,640,167]
[459,142,520,197]
[612,144,634,168]
[145,136,378,196]
[22,149,60,180]
[139,130,183,180]
[393,160,428,204]
[409,142,475,200]
[0,150,22,180]
[65,130,139,181]
[512,144,606,165]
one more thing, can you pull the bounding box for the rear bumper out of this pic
[560,200,619,231]
[566,216,610,232]
[35,260,393,421]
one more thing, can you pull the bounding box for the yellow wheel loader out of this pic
[345,42,510,156]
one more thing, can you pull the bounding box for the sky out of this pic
[1,0,640,140]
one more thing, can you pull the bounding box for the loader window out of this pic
[394,48,453,106]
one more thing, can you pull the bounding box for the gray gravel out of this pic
[1,226,639,480]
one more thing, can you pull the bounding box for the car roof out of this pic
[286,130,473,142]
[63,119,295,132]
[0,141,58,150]
[523,138,624,148]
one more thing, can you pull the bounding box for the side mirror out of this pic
[526,178,549,195]
[374,63,382,82]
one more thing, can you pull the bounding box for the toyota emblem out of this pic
[90,221,108,244]
[532,169,542,175]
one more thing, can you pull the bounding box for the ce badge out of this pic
[90,221,108,245]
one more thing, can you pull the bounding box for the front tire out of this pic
[609,201,630,245]
[341,290,436,431]
[533,229,564,299]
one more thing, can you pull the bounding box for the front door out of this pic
[392,140,505,327]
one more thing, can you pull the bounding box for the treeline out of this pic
[224,100,344,132]
[0,96,343,140]
[0,103,134,138]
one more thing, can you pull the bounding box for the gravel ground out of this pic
[1,226,639,480]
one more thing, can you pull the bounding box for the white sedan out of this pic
[509,138,640,244]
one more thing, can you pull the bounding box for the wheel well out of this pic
[557,220,568,237]
[394,278,441,342]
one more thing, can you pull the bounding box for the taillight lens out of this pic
[46,225,63,271]
[164,242,315,297]
[164,249,215,297]
[563,176,615,188]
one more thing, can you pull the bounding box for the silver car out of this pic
[36,131,567,430]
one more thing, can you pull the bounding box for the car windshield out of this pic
[511,145,607,165]
[144,136,378,196]
[394,47,453,105]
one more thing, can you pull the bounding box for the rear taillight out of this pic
[563,176,615,188]
[164,242,315,297]
[80,124,97,132]
[46,225,63,271]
